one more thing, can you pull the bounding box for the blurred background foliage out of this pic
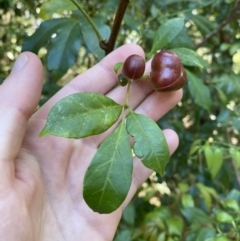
[1,0,240,240]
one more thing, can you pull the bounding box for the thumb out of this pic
[0,52,43,185]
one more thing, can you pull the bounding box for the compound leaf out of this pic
[46,18,81,79]
[40,93,123,138]
[22,18,72,54]
[186,70,212,112]
[83,122,132,213]
[126,111,170,176]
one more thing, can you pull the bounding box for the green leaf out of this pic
[22,18,72,54]
[223,199,239,212]
[181,207,213,224]
[204,146,223,178]
[196,227,216,241]
[40,93,123,138]
[114,62,124,74]
[189,139,202,156]
[47,19,81,79]
[215,211,234,223]
[186,70,212,111]
[122,202,136,225]
[215,87,227,104]
[170,48,203,68]
[166,216,184,236]
[80,18,110,60]
[230,148,240,169]
[196,183,218,209]
[126,111,170,176]
[150,18,185,55]
[83,123,133,213]
[39,0,77,19]
[211,148,223,178]
[181,194,195,208]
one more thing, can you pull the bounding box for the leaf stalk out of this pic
[70,0,103,42]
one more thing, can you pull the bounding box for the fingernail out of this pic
[11,53,28,74]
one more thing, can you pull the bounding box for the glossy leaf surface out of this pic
[170,48,203,68]
[126,111,170,176]
[150,18,184,54]
[40,93,123,138]
[83,123,132,213]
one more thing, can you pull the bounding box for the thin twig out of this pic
[196,0,240,48]
[104,0,130,55]
[70,0,103,42]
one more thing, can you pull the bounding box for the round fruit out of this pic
[118,73,129,86]
[122,54,145,80]
[150,50,186,92]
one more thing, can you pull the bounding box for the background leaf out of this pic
[186,70,212,111]
[47,18,81,79]
[22,18,72,53]
[80,18,110,60]
[170,48,203,68]
[83,123,132,213]
[126,111,170,176]
[150,18,184,55]
[40,93,123,138]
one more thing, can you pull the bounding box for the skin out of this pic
[0,44,182,241]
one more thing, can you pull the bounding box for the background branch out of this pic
[196,0,240,48]
[103,0,130,55]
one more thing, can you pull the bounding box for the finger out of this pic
[121,129,179,209]
[35,43,145,119]
[0,52,43,185]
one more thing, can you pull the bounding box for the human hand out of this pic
[0,44,182,241]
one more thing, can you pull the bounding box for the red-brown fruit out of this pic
[122,54,145,80]
[150,50,186,92]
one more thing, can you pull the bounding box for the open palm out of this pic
[0,44,182,241]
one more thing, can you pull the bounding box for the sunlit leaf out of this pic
[223,199,239,212]
[215,211,234,223]
[181,194,195,208]
[204,146,223,179]
[126,111,170,176]
[39,0,76,19]
[150,18,184,55]
[170,48,203,68]
[166,216,183,236]
[83,123,132,213]
[40,93,123,138]
[211,148,223,178]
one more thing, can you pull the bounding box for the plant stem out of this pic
[125,81,131,107]
[70,0,103,42]
[105,0,130,54]
[196,0,240,48]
